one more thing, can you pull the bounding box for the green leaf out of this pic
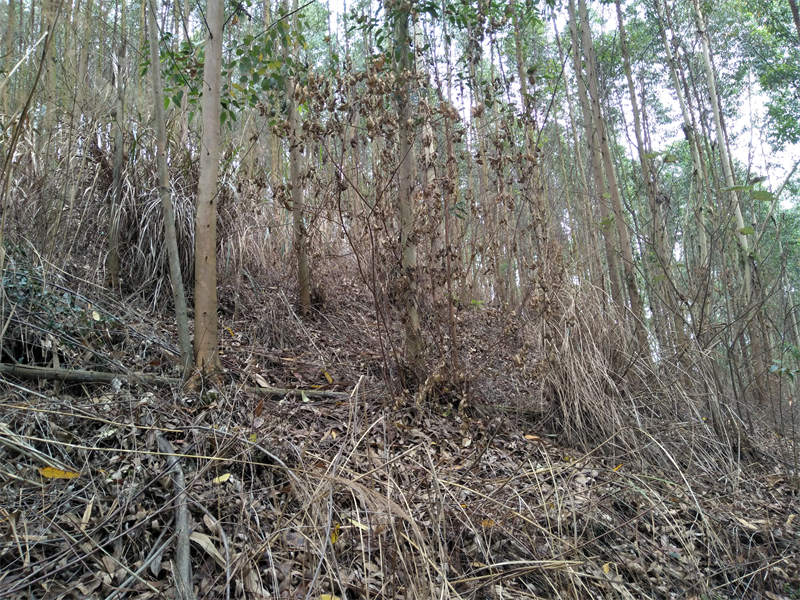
[751,190,775,202]
[599,215,615,228]
[738,225,755,235]
[723,185,750,192]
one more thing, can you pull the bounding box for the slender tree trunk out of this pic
[75,0,92,109]
[193,0,223,378]
[691,0,751,287]
[554,21,603,291]
[147,0,192,375]
[262,0,283,252]
[616,0,683,353]
[440,7,460,373]
[38,0,58,159]
[2,0,16,115]
[282,0,310,315]
[390,0,424,378]
[512,3,550,307]
[653,0,712,342]
[567,0,623,308]
[576,0,648,353]
[692,0,772,405]
[106,0,125,291]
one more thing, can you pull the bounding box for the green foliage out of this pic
[1,257,122,363]
[770,346,800,380]
[140,4,316,128]
[728,0,800,148]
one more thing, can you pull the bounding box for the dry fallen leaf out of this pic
[348,518,369,531]
[190,531,226,567]
[330,522,340,544]
[212,473,231,485]
[39,467,79,480]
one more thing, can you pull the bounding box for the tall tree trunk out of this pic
[567,0,623,308]
[263,0,283,252]
[147,0,192,376]
[38,0,58,160]
[691,0,751,292]
[440,5,460,373]
[690,14,752,288]
[390,0,424,378]
[554,20,603,291]
[615,0,683,353]
[691,0,772,405]
[789,0,800,44]
[283,0,310,315]
[75,0,92,109]
[193,0,223,378]
[653,0,711,343]
[577,0,648,353]
[512,2,548,304]
[106,0,125,291]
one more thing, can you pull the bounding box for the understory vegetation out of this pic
[0,0,799,598]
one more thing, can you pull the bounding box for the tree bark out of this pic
[577,0,649,354]
[390,0,424,379]
[147,0,193,376]
[615,0,683,354]
[553,20,603,291]
[106,0,125,292]
[283,0,311,315]
[691,0,772,404]
[2,0,15,115]
[653,0,712,343]
[512,3,549,307]
[193,0,223,378]
[789,0,800,45]
[567,0,623,308]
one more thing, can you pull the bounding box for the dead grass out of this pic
[0,253,798,600]
[1,129,798,598]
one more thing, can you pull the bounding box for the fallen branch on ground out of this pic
[0,363,350,399]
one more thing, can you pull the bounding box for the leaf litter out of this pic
[0,267,798,600]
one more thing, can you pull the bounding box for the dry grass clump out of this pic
[516,281,743,477]
[3,123,288,311]
[1,371,797,599]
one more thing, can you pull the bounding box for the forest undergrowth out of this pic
[0,243,797,600]
[3,0,800,595]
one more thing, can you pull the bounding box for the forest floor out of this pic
[0,260,798,600]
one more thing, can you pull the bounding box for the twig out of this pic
[156,434,195,600]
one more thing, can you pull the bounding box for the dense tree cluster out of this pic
[1,0,798,419]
